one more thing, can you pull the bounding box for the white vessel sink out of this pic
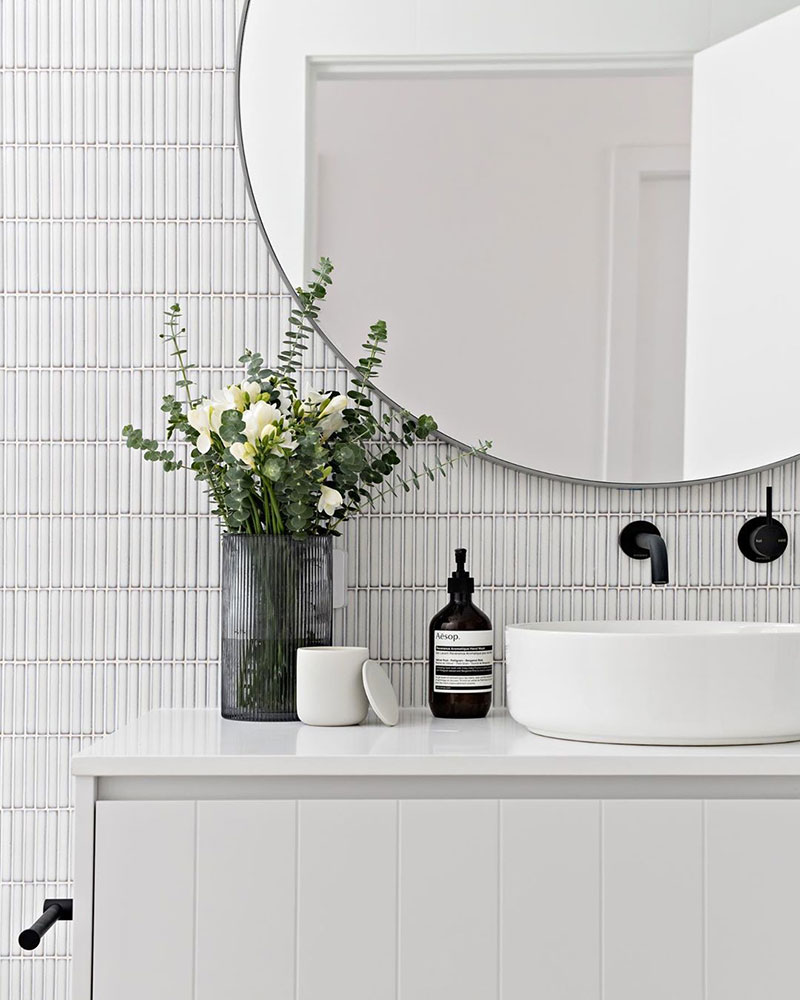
[506,622,800,746]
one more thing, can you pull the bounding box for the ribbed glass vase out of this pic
[220,534,333,721]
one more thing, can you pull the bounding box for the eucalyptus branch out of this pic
[159,303,197,408]
[121,425,181,471]
[351,320,387,396]
[275,257,334,386]
[332,440,492,528]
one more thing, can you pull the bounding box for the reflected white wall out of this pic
[312,72,691,479]
[685,5,800,479]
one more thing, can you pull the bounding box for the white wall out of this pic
[3,1,800,997]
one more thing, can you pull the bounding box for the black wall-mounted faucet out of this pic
[620,521,669,585]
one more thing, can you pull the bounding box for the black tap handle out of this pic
[18,898,73,951]
[738,486,788,563]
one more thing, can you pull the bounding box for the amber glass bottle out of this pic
[428,548,493,719]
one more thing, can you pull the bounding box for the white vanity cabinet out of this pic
[72,711,800,1000]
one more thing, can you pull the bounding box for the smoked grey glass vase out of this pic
[220,534,333,721]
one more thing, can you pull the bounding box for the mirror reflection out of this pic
[239,1,800,484]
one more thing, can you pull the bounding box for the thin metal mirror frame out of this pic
[234,0,800,489]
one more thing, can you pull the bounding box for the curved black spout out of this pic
[635,531,669,585]
[619,521,669,585]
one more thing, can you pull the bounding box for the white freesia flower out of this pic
[229,441,256,469]
[260,425,298,457]
[198,388,242,446]
[276,430,298,454]
[229,425,296,471]
[314,393,350,441]
[319,394,349,440]
[324,394,348,415]
[212,381,262,412]
[211,386,237,410]
[319,413,345,440]
[187,401,216,453]
[201,382,269,448]
[305,389,347,411]
[238,381,262,406]
[242,399,281,444]
[317,483,343,517]
[276,388,293,414]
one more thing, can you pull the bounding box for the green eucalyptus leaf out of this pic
[262,457,284,482]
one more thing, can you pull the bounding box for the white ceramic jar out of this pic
[296,646,370,726]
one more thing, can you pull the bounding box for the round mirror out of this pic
[237,0,800,485]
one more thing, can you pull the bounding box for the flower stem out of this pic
[248,494,262,533]
[262,479,285,534]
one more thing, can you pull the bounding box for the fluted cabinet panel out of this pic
[2,0,800,995]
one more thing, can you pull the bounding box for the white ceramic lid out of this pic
[362,660,399,727]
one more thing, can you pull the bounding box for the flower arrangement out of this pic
[123,258,490,536]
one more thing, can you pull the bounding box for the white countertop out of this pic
[71,709,800,778]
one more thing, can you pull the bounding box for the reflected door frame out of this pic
[604,143,692,481]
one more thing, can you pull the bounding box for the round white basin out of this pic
[505,621,800,746]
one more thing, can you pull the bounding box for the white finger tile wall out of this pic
[1,1,798,995]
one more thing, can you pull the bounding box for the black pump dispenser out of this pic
[447,548,475,595]
[429,546,493,719]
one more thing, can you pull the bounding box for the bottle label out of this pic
[433,630,494,693]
